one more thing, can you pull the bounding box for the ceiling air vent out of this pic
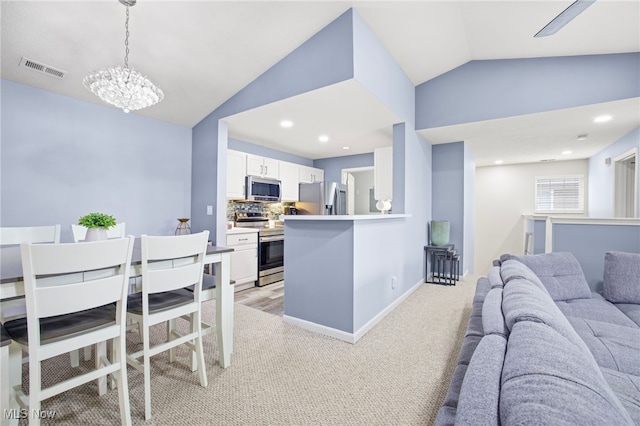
[540,159,557,162]
[19,57,66,79]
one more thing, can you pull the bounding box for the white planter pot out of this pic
[85,227,108,242]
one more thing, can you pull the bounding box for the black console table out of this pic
[424,244,459,285]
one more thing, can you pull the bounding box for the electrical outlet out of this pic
[206,205,213,215]
[391,276,397,289]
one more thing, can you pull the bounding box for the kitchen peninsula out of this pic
[282,214,411,343]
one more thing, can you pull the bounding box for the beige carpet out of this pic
[15,277,476,425]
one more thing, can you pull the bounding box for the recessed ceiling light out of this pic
[494,160,503,165]
[280,120,293,128]
[562,150,572,155]
[342,146,350,150]
[576,134,588,141]
[318,135,329,143]
[593,115,612,123]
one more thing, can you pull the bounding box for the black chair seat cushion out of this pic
[1,323,11,347]
[127,289,193,315]
[4,304,116,345]
[186,274,217,292]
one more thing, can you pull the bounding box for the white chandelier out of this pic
[83,0,163,113]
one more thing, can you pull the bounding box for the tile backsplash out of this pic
[226,201,293,222]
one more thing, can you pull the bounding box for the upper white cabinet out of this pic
[247,154,279,179]
[227,150,247,199]
[374,147,393,201]
[279,161,300,202]
[299,166,324,184]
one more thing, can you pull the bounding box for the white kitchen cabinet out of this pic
[299,166,324,183]
[227,150,247,199]
[247,154,279,179]
[279,161,300,202]
[374,146,393,201]
[227,230,258,292]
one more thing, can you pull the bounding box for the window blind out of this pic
[535,175,584,213]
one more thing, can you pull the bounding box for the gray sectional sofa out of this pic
[436,251,640,425]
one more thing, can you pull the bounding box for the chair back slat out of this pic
[147,263,203,294]
[71,223,126,243]
[22,238,132,276]
[36,275,124,318]
[0,225,61,245]
[142,233,208,261]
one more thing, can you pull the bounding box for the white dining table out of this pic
[0,239,235,368]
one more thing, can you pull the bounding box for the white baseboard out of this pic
[283,278,424,344]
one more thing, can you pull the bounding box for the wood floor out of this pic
[234,281,284,316]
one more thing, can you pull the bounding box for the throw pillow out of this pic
[603,251,640,304]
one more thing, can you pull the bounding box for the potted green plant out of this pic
[78,212,117,241]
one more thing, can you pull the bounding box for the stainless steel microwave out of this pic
[245,176,281,202]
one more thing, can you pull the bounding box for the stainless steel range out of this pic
[235,212,284,287]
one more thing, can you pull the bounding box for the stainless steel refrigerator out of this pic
[297,182,347,215]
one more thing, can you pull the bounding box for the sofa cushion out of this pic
[500,320,634,426]
[565,316,640,376]
[456,334,482,367]
[615,303,640,328]
[603,251,640,304]
[554,294,638,328]
[500,252,591,301]
[600,368,640,424]
[442,363,467,409]
[487,266,503,289]
[455,334,506,426]
[500,259,548,293]
[456,334,507,425]
[482,288,508,338]
[501,278,589,352]
[473,277,491,304]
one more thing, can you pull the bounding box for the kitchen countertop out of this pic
[280,214,410,221]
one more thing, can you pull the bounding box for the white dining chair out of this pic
[126,231,209,421]
[0,225,61,324]
[0,225,61,246]
[3,237,135,426]
[71,222,126,242]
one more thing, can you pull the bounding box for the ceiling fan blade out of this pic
[535,0,597,38]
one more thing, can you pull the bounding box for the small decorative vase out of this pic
[85,227,108,242]
[175,218,191,235]
[431,220,450,246]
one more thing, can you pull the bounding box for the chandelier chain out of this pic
[124,6,130,69]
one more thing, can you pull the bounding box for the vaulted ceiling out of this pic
[2,1,639,165]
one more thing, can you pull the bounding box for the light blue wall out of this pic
[533,219,546,254]
[588,126,640,217]
[284,220,355,332]
[432,142,465,267]
[552,223,640,291]
[229,138,313,167]
[416,53,640,129]
[313,153,374,183]
[192,9,356,245]
[1,80,192,242]
[396,124,432,279]
[352,11,415,124]
[463,143,475,274]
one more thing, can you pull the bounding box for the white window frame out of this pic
[534,174,585,214]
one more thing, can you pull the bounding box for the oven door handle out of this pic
[260,236,284,242]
